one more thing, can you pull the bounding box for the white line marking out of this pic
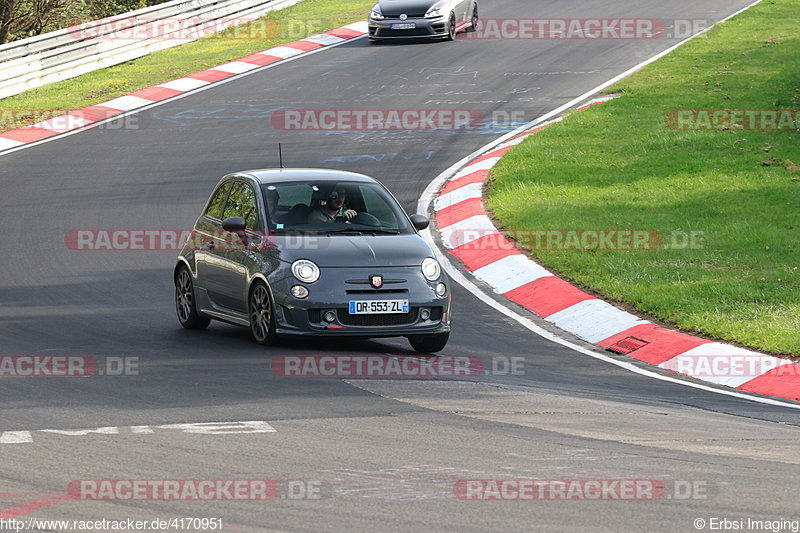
[158,78,211,92]
[0,421,277,444]
[434,182,483,211]
[214,61,260,74]
[261,45,305,59]
[439,215,498,248]
[457,157,502,174]
[0,431,33,444]
[99,95,154,111]
[0,138,24,150]
[472,255,552,294]
[304,34,346,46]
[545,299,650,343]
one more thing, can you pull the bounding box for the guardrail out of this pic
[0,0,302,99]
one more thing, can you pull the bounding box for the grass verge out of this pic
[488,0,800,355]
[0,0,372,132]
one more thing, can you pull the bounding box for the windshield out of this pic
[260,180,414,235]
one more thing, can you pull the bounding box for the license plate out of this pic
[349,299,409,315]
[391,23,416,30]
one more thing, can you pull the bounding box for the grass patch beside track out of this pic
[0,0,373,132]
[488,0,800,355]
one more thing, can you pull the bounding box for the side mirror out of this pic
[410,214,430,231]
[221,216,247,232]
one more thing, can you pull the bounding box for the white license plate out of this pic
[349,299,409,315]
[391,23,416,30]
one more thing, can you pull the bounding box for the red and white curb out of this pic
[433,97,800,403]
[0,21,368,154]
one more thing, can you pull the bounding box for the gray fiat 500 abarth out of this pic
[174,168,451,353]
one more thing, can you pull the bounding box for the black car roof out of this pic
[238,168,378,185]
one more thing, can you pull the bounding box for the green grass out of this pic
[0,0,372,131]
[488,0,800,355]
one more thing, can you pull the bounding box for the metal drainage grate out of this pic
[607,337,649,355]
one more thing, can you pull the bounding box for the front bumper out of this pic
[368,16,448,40]
[270,265,451,337]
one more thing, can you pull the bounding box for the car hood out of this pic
[275,234,434,268]
[377,0,438,17]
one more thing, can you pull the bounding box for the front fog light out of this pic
[323,310,337,323]
[291,285,309,299]
[420,308,431,321]
[436,282,447,297]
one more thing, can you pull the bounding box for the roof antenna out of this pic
[278,143,284,169]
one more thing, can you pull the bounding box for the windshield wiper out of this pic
[276,229,318,235]
[324,228,400,235]
[324,229,365,235]
[363,229,400,235]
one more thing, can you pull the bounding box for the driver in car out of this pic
[309,188,357,223]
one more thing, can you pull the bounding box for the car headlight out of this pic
[292,259,320,283]
[422,257,441,281]
[370,9,385,20]
[425,5,444,18]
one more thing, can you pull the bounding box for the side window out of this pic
[223,182,259,230]
[205,182,232,220]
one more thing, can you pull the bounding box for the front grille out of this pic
[378,28,432,37]
[345,289,408,295]
[309,307,442,327]
[338,308,419,326]
[383,11,427,18]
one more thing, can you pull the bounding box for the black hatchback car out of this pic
[174,169,451,353]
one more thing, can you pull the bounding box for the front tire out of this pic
[249,281,277,345]
[175,266,211,330]
[408,332,449,354]
[445,12,456,40]
[467,2,478,32]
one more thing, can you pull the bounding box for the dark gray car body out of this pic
[175,169,451,338]
[368,0,478,41]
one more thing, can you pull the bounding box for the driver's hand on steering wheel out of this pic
[343,209,357,221]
